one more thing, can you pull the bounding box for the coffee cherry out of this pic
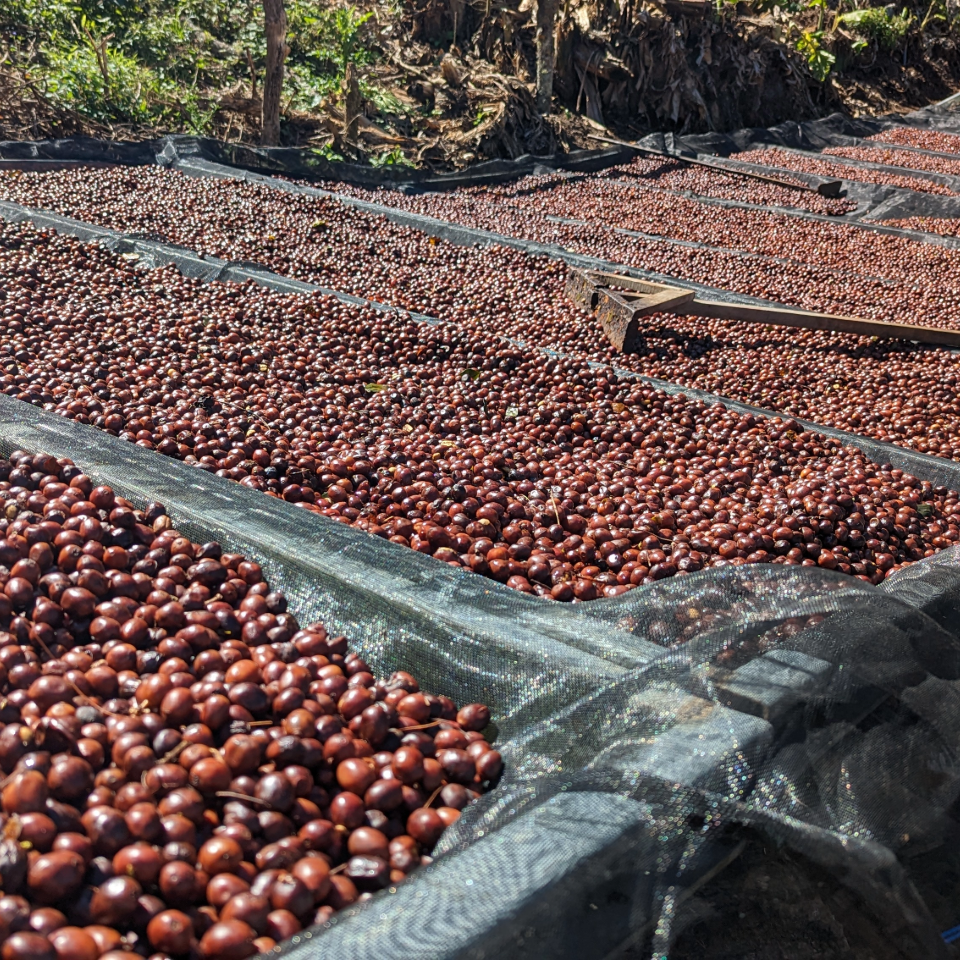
[26,851,84,902]
[2,932,56,960]
[48,927,99,960]
[197,919,257,960]
[146,909,195,955]
[198,837,243,876]
[0,456,500,954]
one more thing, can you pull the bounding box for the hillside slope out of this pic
[1,0,958,167]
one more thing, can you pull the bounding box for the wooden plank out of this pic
[564,266,601,312]
[565,267,694,313]
[578,265,960,352]
[596,289,635,351]
[686,298,960,348]
[597,286,696,352]
[588,271,679,296]
[621,288,696,314]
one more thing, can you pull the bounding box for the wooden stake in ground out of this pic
[261,0,287,146]
[343,62,362,144]
[535,0,559,112]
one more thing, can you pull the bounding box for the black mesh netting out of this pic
[5,100,960,240]
[3,394,960,959]
[647,106,960,226]
[0,134,635,190]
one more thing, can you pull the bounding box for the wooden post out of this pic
[449,0,465,43]
[261,0,287,146]
[535,0,559,113]
[343,62,362,144]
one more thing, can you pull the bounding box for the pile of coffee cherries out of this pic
[3,222,960,597]
[322,155,858,216]
[824,145,960,178]
[873,217,960,239]
[5,163,960,334]
[339,169,960,327]
[731,147,956,196]
[867,126,960,154]
[0,450,501,959]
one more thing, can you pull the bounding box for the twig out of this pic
[160,739,190,764]
[80,24,113,92]
[389,51,434,83]
[215,791,271,806]
[9,64,110,134]
[423,783,445,807]
[920,0,940,31]
[245,49,257,98]
[391,718,443,733]
[575,50,600,115]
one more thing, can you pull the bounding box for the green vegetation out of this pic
[369,144,414,166]
[838,6,914,50]
[796,29,836,81]
[0,0,957,154]
[0,0,380,130]
[726,0,940,81]
[312,141,345,161]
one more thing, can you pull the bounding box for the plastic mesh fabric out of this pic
[4,396,960,959]
[0,133,634,190]
[7,111,960,238]
[271,556,960,959]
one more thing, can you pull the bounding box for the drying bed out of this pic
[866,126,960,154]
[872,216,960,238]
[450,155,860,216]
[2,220,960,604]
[6,166,960,474]
[0,449,505,959]
[4,164,960,332]
[0,435,958,960]
[824,144,960,178]
[330,170,960,326]
[731,146,959,196]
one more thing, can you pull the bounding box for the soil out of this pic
[829,32,960,117]
[1,1,959,168]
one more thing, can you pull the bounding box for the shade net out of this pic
[0,133,635,190]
